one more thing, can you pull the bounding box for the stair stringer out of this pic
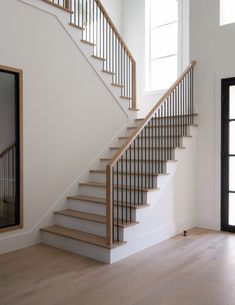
[109,126,197,263]
[19,0,138,122]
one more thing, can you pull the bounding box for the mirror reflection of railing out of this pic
[0,144,16,226]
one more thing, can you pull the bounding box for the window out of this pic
[220,0,235,26]
[146,0,179,92]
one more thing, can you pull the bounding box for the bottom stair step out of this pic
[41,225,125,249]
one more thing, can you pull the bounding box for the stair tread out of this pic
[41,225,124,248]
[54,209,138,228]
[100,158,177,162]
[79,181,158,192]
[111,83,124,88]
[68,194,106,204]
[90,169,169,177]
[147,124,198,128]
[109,146,186,150]
[135,114,198,122]
[128,108,140,111]
[92,55,106,61]
[127,124,198,130]
[120,96,132,100]
[119,135,192,139]
[69,22,85,30]
[67,195,150,209]
[102,69,115,75]
[81,39,96,46]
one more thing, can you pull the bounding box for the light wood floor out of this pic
[1,228,235,305]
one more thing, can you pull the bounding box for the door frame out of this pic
[221,77,235,232]
[0,64,23,233]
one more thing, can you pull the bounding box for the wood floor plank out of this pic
[1,228,235,305]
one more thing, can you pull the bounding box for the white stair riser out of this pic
[42,231,111,263]
[142,126,191,136]
[109,148,176,160]
[55,214,106,237]
[130,137,183,147]
[79,186,149,203]
[100,160,168,174]
[90,173,158,189]
[152,117,196,125]
[67,199,137,221]
[68,199,106,215]
[55,214,124,240]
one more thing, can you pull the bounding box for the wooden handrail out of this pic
[95,0,137,109]
[43,0,137,109]
[95,0,135,63]
[108,61,196,167]
[0,144,15,159]
[105,60,196,246]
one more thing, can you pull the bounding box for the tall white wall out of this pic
[190,0,235,229]
[0,72,15,155]
[0,0,126,253]
[101,0,122,33]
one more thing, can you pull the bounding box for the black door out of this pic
[221,78,235,232]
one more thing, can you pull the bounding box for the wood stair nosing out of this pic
[127,124,197,130]
[102,69,115,75]
[111,83,124,88]
[135,118,145,122]
[100,158,177,163]
[89,169,169,177]
[67,195,150,209]
[69,22,85,31]
[118,135,192,140]
[109,146,186,150]
[128,108,140,111]
[79,181,159,192]
[54,209,139,228]
[135,114,198,122]
[81,39,96,46]
[120,96,132,100]
[92,55,106,61]
[146,124,198,128]
[41,225,125,249]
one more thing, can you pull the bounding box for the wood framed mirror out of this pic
[0,65,23,232]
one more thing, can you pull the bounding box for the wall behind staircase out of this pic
[0,0,127,253]
[190,0,235,230]
[102,0,122,33]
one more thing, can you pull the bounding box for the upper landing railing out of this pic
[42,0,137,109]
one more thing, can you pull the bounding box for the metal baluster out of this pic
[116,161,119,241]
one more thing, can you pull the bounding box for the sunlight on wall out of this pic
[220,0,235,26]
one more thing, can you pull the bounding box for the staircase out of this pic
[37,0,197,263]
[39,0,137,115]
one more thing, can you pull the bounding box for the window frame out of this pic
[145,0,182,94]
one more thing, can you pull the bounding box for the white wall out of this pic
[0,72,15,155]
[0,0,126,252]
[101,0,122,33]
[190,0,235,229]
